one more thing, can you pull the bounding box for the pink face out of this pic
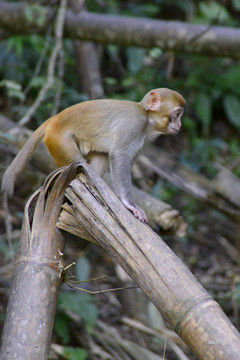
[167,107,184,135]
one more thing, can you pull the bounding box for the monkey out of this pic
[1,88,185,223]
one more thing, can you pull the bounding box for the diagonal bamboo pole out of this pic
[58,161,240,360]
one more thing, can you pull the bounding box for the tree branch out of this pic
[1,2,240,58]
[19,0,67,126]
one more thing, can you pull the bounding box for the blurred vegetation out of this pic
[1,0,240,359]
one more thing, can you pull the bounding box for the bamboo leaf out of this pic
[223,95,240,130]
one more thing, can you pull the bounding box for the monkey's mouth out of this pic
[169,128,180,134]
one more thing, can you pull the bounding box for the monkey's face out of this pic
[144,89,186,137]
[150,106,185,136]
[166,107,184,135]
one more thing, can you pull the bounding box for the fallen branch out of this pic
[1,2,240,57]
[139,146,240,221]
[121,317,188,360]
[212,164,240,208]
[95,321,165,360]
[132,186,187,237]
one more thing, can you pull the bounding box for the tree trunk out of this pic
[73,41,104,99]
[69,0,104,99]
[138,146,240,221]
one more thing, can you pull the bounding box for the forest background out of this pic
[0,1,240,359]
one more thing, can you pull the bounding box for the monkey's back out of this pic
[44,99,148,154]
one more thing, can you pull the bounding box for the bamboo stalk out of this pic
[59,160,240,360]
[0,165,78,360]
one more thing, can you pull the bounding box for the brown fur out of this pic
[2,88,185,222]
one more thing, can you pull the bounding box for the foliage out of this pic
[180,138,226,175]
[63,347,87,360]
[54,255,97,346]
[1,1,240,144]
[58,290,97,324]
[1,0,240,357]
[55,291,98,341]
[0,80,25,101]
[196,2,232,25]
[223,95,240,130]
[24,4,47,26]
[151,180,179,204]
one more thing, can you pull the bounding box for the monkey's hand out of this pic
[121,199,148,223]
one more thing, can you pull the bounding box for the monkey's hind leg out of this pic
[43,134,82,167]
[88,153,109,176]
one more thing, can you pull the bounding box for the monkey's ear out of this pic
[146,91,162,111]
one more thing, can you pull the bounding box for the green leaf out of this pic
[64,346,87,360]
[29,76,48,89]
[0,80,25,101]
[75,256,91,282]
[223,95,240,130]
[104,77,118,86]
[24,6,34,23]
[199,2,231,22]
[231,0,240,10]
[58,292,98,328]
[149,48,162,59]
[0,237,11,259]
[126,47,145,74]
[54,313,71,344]
[6,37,24,56]
[128,3,159,17]
[195,92,212,135]
[121,77,136,88]
[106,44,119,59]
[221,66,240,95]
[148,302,165,330]
[24,5,47,26]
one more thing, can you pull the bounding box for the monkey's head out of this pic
[141,88,186,136]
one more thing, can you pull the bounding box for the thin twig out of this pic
[23,26,53,98]
[51,48,64,115]
[19,0,67,126]
[166,52,175,80]
[162,336,167,359]
[121,317,184,345]
[121,317,189,360]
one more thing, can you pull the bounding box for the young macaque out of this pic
[1,88,185,222]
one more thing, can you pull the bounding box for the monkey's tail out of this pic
[1,124,47,196]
